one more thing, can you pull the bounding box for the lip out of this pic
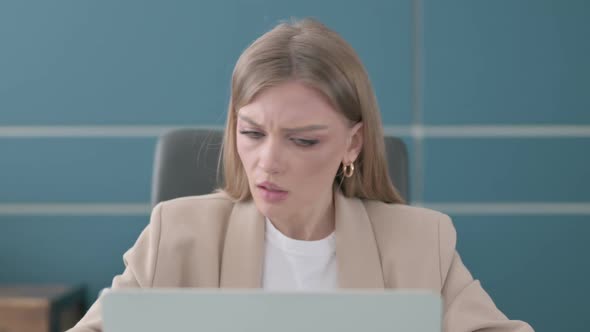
[256,181,288,203]
[256,181,287,192]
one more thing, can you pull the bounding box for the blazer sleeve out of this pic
[438,214,534,332]
[66,202,164,332]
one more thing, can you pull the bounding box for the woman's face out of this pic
[236,81,362,222]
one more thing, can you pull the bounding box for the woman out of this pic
[70,18,533,332]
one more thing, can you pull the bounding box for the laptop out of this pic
[102,289,441,332]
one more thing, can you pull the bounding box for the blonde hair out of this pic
[220,18,405,204]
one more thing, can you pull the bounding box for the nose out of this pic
[258,138,284,175]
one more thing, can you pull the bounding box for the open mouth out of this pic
[256,182,288,202]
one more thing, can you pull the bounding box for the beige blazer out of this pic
[69,191,533,332]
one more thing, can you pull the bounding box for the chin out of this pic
[252,192,287,219]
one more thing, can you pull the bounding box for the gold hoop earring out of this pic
[343,163,355,178]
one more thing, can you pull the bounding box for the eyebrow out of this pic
[238,115,329,133]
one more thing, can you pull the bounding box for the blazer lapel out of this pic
[335,190,385,289]
[219,199,265,288]
[219,191,385,289]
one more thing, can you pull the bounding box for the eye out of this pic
[291,138,319,147]
[239,130,264,139]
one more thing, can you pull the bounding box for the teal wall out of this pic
[1,1,588,331]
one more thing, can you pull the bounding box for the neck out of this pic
[269,190,335,241]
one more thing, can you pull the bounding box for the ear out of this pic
[343,122,363,164]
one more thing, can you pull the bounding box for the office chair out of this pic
[151,128,410,207]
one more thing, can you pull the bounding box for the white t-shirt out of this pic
[262,218,338,290]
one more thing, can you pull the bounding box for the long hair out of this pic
[220,18,404,204]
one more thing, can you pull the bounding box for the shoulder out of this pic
[157,191,235,214]
[152,191,236,235]
[363,200,446,222]
[363,199,457,259]
[363,199,453,233]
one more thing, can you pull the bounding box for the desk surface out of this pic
[0,285,85,332]
[0,285,71,299]
[0,284,84,307]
